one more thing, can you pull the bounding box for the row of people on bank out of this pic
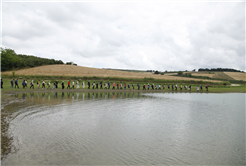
[9,79,209,91]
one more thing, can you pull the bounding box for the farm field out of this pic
[224,72,246,81]
[186,71,246,81]
[1,65,221,83]
[186,72,215,78]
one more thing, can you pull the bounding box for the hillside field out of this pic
[185,71,246,81]
[1,64,224,83]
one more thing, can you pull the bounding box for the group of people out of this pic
[7,79,209,91]
[87,81,209,91]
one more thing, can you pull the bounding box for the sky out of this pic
[1,1,245,71]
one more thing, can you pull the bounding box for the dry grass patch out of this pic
[224,72,246,81]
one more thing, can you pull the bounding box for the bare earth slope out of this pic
[2,64,221,82]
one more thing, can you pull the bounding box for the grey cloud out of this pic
[2,2,245,71]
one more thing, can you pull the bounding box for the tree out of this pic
[154,70,160,74]
[177,71,183,75]
[1,47,65,71]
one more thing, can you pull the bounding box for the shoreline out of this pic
[1,88,245,95]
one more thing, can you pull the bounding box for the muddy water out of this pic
[2,92,245,165]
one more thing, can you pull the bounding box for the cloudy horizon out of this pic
[1,1,245,71]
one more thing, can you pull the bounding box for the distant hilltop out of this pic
[104,68,244,74]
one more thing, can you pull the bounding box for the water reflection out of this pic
[14,92,147,101]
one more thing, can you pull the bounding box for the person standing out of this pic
[88,80,90,89]
[25,80,27,88]
[42,80,45,89]
[197,85,199,91]
[77,80,80,89]
[206,85,209,91]
[10,79,14,88]
[47,81,50,89]
[96,82,98,89]
[22,80,25,88]
[62,81,65,89]
[108,82,110,89]
[67,80,71,89]
[52,81,56,89]
[112,82,115,90]
[72,81,75,89]
[15,79,19,88]
[1,79,3,89]
[132,83,134,90]
[30,80,34,89]
[92,82,95,89]
[82,81,85,89]
[148,83,150,90]
[172,84,174,91]
[37,80,40,89]
[200,85,203,91]
[55,80,58,89]
[100,81,103,89]
[189,85,191,91]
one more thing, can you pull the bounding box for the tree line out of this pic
[1,48,64,71]
[198,68,243,72]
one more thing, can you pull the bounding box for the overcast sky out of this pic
[1,1,245,71]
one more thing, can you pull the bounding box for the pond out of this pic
[2,92,245,165]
